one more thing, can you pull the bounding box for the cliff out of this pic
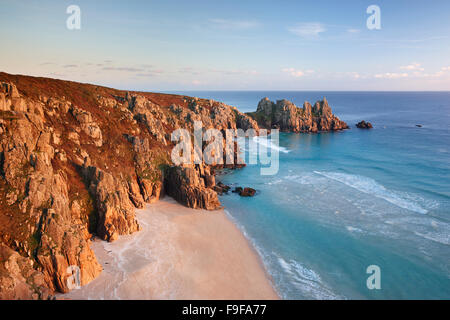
[0,72,258,298]
[0,73,348,299]
[248,97,348,132]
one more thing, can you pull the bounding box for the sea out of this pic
[173,91,450,299]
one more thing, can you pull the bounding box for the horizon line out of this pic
[1,72,449,94]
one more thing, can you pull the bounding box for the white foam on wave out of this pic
[252,136,291,154]
[346,226,364,233]
[282,172,448,249]
[414,231,450,246]
[266,178,283,185]
[314,171,429,214]
[274,253,342,300]
[223,210,282,298]
[224,209,343,299]
[284,173,327,185]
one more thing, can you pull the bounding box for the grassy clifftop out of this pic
[0,72,259,298]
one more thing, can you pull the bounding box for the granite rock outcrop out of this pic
[249,97,348,133]
[0,72,260,298]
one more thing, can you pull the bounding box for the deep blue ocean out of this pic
[175,91,450,299]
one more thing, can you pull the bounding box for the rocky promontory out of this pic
[0,72,349,299]
[248,97,348,133]
[0,72,258,299]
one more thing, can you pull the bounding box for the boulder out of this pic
[239,187,256,197]
[217,182,231,192]
[232,186,243,193]
[356,120,373,129]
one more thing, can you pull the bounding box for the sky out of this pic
[0,0,449,91]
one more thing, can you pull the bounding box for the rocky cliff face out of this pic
[0,72,259,299]
[164,164,221,210]
[0,244,50,300]
[0,73,348,299]
[249,97,348,133]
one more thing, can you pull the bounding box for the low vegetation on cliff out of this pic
[0,72,348,299]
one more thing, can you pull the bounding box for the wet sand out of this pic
[62,197,278,300]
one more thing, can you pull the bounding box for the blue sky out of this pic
[0,0,449,90]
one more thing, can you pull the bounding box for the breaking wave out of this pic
[274,254,342,300]
[252,136,291,154]
[314,171,429,214]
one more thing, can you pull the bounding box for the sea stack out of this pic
[248,97,349,133]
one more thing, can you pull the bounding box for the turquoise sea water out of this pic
[176,91,450,299]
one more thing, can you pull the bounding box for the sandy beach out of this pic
[62,197,278,300]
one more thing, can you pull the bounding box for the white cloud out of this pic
[375,73,409,79]
[347,28,360,33]
[192,80,203,85]
[400,63,424,71]
[288,23,326,38]
[398,65,450,78]
[136,70,164,77]
[209,68,259,76]
[432,71,445,77]
[415,70,448,78]
[209,18,259,29]
[425,66,450,77]
[282,68,307,77]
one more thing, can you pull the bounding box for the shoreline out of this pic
[61,197,279,300]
